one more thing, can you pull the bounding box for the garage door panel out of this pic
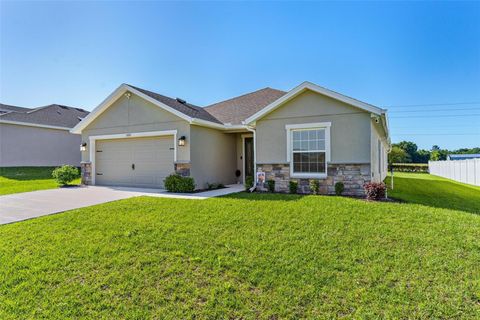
[95,136,174,188]
[96,141,132,162]
[96,162,133,186]
[132,174,156,186]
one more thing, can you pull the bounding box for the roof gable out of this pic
[71,84,224,134]
[244,82,386,124]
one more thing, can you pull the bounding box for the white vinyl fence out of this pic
[428,159,480,186]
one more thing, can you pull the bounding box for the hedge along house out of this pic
[71,81,390,195]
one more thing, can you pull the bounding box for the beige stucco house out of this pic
[0,104,88,167]
[71,81,389,195]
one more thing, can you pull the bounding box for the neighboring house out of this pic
[447,154,480,160]
[71,81,390,195]
[0,103,89,167]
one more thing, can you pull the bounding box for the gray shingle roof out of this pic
[0,103,89,128]
[2,85,286,130]
[128,85,223,124]
[204,88,286,125]
[0,103,31,114]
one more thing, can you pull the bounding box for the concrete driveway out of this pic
[0,184,244,225]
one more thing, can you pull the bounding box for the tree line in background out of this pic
[388,141,480,164]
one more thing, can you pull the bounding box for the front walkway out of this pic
[0,184,244,225]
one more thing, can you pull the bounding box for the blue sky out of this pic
[1,1,479,150]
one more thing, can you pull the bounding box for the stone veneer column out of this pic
[80,161,92,185]
[328,164,371,196]
[174,163,191,176]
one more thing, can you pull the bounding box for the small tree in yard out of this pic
[52,165,80,186]
[388,146,408,165]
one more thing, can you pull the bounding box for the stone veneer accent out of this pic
[256,164,290,193]
[174,163,191,177]
[256,163,371,196]
[80,161,92,185]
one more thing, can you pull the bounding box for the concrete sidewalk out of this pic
[0,184,244,225]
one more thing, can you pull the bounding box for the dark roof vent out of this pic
[59,105,69,109]
[176,98,187,104]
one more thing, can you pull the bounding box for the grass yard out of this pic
[386,172,480,214]
[1,176,480,318]
[0,167,80,196]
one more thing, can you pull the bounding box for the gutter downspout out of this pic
[245,124,257,192]
[382,112,393,195]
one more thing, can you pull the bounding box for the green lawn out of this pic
[1,176,480,318]
[0,167,80,196]
[386,172,480,214]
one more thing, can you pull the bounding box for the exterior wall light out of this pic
[178,136,186,146]
[80,142,87,151]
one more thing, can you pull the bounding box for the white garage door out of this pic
[95,136,174,188]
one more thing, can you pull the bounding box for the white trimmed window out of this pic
[286,122,331,178]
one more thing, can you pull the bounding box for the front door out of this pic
[244,137,254,181]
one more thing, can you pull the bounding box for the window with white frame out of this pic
[287,123,331,177]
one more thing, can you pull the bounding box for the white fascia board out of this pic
[223,124,249,131]
[245,81,386,124]
[0,120,71,131]
[190,118,226,130]
[381,112,391,146]
[190,119,251,132]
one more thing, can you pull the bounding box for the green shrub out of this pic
[335,182,344,196]
[289,180,298,194]
[164,174,195,193]
[309,180,320,194]
[266,180,275,193]
[245,176,254,191]
[52,165,80,186]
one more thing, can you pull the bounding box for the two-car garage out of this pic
[93,135,175,189]
[72,85,193,189]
